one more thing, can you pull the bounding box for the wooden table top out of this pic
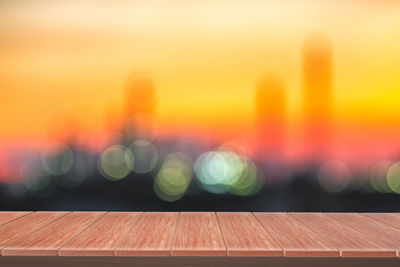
[0,212,399,258]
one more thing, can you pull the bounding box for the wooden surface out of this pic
[0,212,33,227]
[363,213,400,230]
[0,212,68,252]
[255,213,338,257]
[116,212,178,256]
[328,213,400,257]
[217,212,282,256]
[289,213,396,257]
[172,212,225,256]
[3,212,105,256]
[0,212,398,258]
[60,212,142,256]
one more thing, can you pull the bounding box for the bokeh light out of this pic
[41,143,74,176]
[129,140,158,174]
[100,145,134,180]
[56,150,96,189]
[387,162,400,194]
[153,152,193,202]
[350,163,374,193]
[20,158,55,198]
[369,161,392,193]
[228,160,262,196]
[318,160,351,193]
[22,163,51,192]
[194,145,251,194]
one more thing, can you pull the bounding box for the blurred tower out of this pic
[302,33,333,160]
[124,72,158,118]
[255,75,286,161]
[123,72,158,142]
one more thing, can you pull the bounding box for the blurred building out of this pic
[254,75,286,161]
[302,33,334,161]
[124,72,158,117]
[123,73,159,142]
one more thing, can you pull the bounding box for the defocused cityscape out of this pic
[0,1,400,211]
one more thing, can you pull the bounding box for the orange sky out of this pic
[1,0,400,160]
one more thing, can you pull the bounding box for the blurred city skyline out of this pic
[1,0,400,206]
[1,0,400,163]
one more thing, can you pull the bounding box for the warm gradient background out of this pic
[1,0,400,162]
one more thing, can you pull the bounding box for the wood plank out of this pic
[328,213,400,257]
[363,213,400,230]
[171,212,225,256]
[116,212,178,256]
[254,213,338,257]
[60,212,142,256]
[289,213,396,257]
[216,212,282,257]
[0,212,68,253]
[0,212,32,226]
[0,211,398,259]
[2,212,106,256]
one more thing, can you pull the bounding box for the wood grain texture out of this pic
[0,212,399,259]
[363,213,400,230]
[60,212,142,256]
[171,212,225,256]
[0,212,32,226]
[217,212,282,256]
[116,212,178,256]
[289,213,396,257]
[328,213,400,257]
[0,212,68,253]
[2,212,106,256]
[254,213,338,257]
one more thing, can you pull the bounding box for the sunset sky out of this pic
[1,0,400,161]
